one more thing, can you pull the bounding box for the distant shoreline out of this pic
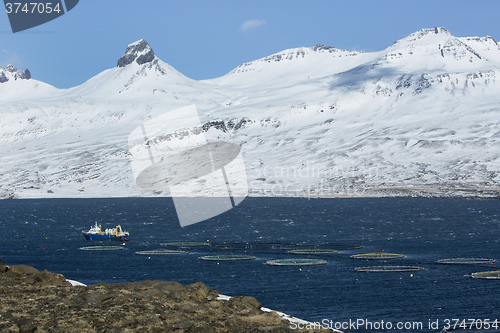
[2,186,500,200]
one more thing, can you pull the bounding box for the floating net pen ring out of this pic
[79,246,124,251]
[354,266,424,272]
[265,259,327,266]
[199,254,256,261]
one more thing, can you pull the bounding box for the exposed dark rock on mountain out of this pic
[0,65,31,83]
[117,39,156,67]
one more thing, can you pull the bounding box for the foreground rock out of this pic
[0,259,324,332]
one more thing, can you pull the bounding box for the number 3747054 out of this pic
[5,2,62,14]
[443,319,499,330]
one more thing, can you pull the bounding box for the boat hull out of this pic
[83,233,129,241]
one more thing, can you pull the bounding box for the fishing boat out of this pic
[82,222,129,241]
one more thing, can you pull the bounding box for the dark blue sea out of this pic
[0,197,499,332]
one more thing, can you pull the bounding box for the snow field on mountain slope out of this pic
[2,28,500,198]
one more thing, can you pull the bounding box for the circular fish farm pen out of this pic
[212,242,300,250]
[467,269,500,280]
[78,246,123,251]
[354,266,424,272]
[135,249,188,255]
[161,242,210,247]
[287,249,338,255]
[289,243,364,251]
[315,243,364,251]
[436,258,496,265]
[199,254,256,261]
[265,259,328,266]
[211,242,363,251]
[350,252,404,260]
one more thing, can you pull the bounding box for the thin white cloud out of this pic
[1,50,23,68]
[239,19,266,32]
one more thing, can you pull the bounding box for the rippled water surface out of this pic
[0,197,499,332]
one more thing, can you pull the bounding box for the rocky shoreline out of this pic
[0,257,326,332]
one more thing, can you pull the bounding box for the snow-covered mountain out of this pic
[2,27,500,199]
[0,64,30,83]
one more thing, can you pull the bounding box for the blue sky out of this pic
[1,0,500,88]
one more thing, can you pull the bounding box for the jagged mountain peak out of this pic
[229,44,359,73]
[462,35,498,44]
[216,44,363,85]
[0,64,31,83]
[5,64,18,72]
[394,27,454,45]
[68,39,192,98]
[117,39,155,68]
[375,27,500,72]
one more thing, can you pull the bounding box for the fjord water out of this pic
[0,197,499,332]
